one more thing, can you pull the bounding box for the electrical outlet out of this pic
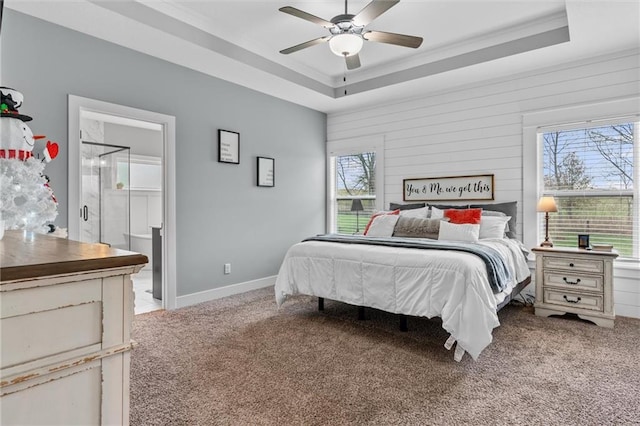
[224,263,231,274]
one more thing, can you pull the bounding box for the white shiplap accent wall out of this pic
[327,49,640,319]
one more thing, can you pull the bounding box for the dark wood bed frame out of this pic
[317,275,531,332]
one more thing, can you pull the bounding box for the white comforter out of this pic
[274,237,530,361]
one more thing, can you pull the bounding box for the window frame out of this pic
[523,97,640,261]
[326,136,385,234]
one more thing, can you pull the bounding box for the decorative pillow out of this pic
[363,210,400,235]
[479,216,511,239]
[444,208,482,224]
[392,217,449,239]
[469,202,517,238]
[366,214,400,237]
[482,210,507,217]
[430,206,444,219]
[399,206,429,218]
[438,221,480,243]
[429,203,469,210]
[389,202,426,211]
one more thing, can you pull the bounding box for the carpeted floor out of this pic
[130,287,640,425]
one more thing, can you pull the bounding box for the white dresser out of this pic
[532,247,618,327]
[0,230,147,425]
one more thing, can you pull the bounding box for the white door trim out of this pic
[68,95,177,310]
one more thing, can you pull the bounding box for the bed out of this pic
[274,202,531,361]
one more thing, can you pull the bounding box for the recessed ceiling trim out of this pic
[336,26,571,98]
[90,0,334,97]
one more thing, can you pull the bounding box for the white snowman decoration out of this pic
[0,87,58,161]
[0,87,60,234]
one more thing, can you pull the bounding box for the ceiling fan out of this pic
[279,0,423,70]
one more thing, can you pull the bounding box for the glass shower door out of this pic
[80,141,130,249]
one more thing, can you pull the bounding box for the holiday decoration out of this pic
[0,87,60,234]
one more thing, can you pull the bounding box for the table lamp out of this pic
[350,199,364,234]
[537,196,558,247]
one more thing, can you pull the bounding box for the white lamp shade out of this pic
[329,34,363,57]
[537,196,558,213]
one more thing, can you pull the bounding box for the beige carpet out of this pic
[130,287,640,425]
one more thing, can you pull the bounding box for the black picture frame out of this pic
[257,156,275,187]
[578,234,590,249]
[218,129,239,164]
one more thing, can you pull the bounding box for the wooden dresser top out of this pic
[1,230,148,282]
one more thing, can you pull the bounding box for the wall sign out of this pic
[257,156,275,187]
[218,129,240,164]
[403,174,494,201]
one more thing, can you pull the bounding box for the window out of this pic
[333,152,376,234]
[327,137,384,234]
[539,121,638,259]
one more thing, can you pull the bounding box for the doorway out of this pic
[68,95,177,312]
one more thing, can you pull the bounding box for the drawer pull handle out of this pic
[569,263,574,267]
[563,295,582,304]
[563,277,581,285]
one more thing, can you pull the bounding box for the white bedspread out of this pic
[274,237,530,361]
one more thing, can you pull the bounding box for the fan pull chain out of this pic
[343,63,348,96]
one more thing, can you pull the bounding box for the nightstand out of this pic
[532,247,618,327]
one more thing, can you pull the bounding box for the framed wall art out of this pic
[218,129,239,164]
[403,174,494,202]
[257,156,275,187]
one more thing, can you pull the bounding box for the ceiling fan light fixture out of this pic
[329,33,363,57]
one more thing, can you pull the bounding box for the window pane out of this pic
[543,124,634,192]
[541,123,636,258]
[545,196,634,256]
[335,152,376,234]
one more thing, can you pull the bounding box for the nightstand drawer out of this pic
[543,272,603,292]
[543,289,603,312]
[543,256,603,274]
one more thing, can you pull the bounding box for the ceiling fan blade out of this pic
[345,54,361,70]
[280,36,331,54]
[363,30,423,48]
[352,0,400,27]
[279,6,334,28]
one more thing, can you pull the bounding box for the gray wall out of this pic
[2,10,327,296]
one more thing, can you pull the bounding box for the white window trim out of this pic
[326,135,385,233]
[522,96,640,259]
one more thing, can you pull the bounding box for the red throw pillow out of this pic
[363,210,400,235]
[444,208,482,224]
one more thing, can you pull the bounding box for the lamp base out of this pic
[540,240,554,248]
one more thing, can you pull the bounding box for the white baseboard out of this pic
[176,275,276,309]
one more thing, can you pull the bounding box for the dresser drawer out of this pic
[543,289,603,312]
[543,272,603,292]
[543,256,603,274]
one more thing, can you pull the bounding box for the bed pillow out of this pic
[430,206,444,219]
[444,208,482,224]
[479,216,511,239]
[365,214,400,237]
[363,210,400,235]
[389,202,426,211]
[399,206,429,218]
[428,203,468,210]
[392,217,448,239]
[438,221,480,243]
[469,202,517,238]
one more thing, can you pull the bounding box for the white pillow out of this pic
[438,220,480,243]
[366,214,400,237]
[430,206,444,219]
[400,206,429,218]
[479,216,511,239]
